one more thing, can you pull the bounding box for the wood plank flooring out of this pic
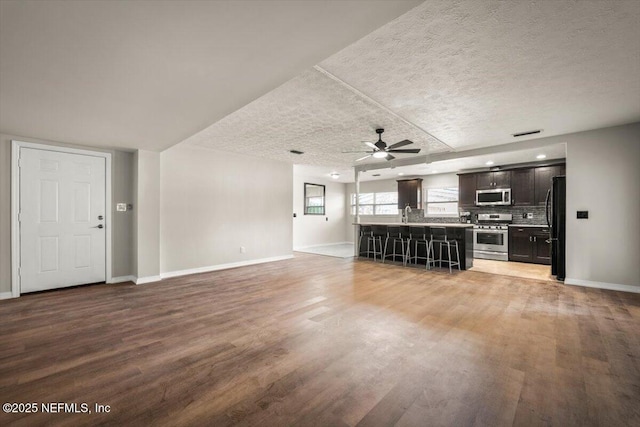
[1,253,639,426]
[469,259,553,282]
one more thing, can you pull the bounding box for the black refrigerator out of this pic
[546,176,566,280]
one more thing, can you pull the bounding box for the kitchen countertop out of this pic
[507,224,549,228]
[355,222,474,228]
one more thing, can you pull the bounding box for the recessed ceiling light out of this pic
[398,172,404,176]
[330,172,340,179]
[536,154,546,159]
[373,151,388,159]
[485,161,494,166]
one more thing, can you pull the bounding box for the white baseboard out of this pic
[564,278,640,294]
[110,275,136,284]
[135,275,162,285]
[160,255,295,280]
[294,242,353,251]
[0,292,16,300]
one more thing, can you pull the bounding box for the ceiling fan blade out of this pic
[387,148,421,154]
[342,150,372,153]
[356,154,372,162]
[387,139,413,150]
[385,154,396,161]
[364,142,378,150]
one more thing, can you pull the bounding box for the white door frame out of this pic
[11,140,113,298]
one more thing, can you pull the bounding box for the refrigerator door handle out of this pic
[545,188,551,228]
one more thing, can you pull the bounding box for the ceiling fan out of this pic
[343,128,421,161]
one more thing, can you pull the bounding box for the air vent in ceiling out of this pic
[512,129,542,137]
[372,174,381,177]
[289,149,304,155]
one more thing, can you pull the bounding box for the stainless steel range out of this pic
[473,213,513,261]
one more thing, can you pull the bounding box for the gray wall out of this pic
[565,123,640,288]
[135,150,161,279]
[159,145,293,275]
[293,168,348,249]
[112,150,135,277]
[0,134,136,293]
[0,138,10,293]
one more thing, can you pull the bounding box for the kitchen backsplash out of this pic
[409,206,547,225]
[404,206,547,225]
[406,209,461,223]
[463,205,548,225]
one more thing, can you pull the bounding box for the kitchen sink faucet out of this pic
[403,205,412,223]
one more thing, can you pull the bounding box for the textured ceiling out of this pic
[0,0,421,151]
[320,0,640,149]
[184,68,449,167]
[186,0,639,170]
[2,0,638,165]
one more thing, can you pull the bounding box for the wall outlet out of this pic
[527,213,533,219]
[240,246,246,254]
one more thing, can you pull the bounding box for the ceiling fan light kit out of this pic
[347,128,421,162]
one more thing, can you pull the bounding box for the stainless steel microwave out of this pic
[476,188,511,206]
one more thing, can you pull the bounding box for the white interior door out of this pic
[20,148,106,293]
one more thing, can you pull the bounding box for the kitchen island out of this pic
[355,222,474,270]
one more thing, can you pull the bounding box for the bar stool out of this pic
[367,225,387,262]
[430,226,461,273]
[400,225,411,266]
[406,226,435,269]
[383,226,407,264]
[358,225,372,258]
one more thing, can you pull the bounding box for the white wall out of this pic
[565,122,640,290]
[422,173,458,191]
[293,167,348,249]
[160,145,293,275]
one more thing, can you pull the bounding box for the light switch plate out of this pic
[577,210,589,219]
[116,203,127,212]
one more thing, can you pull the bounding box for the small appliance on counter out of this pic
[459,212,472,223]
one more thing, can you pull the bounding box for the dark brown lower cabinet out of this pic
[508,226,551,265]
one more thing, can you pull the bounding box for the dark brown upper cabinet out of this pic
[476,171,511,190]
[397,178,423,209]
[511,168,535,206]
[458,174,477,208]
[534,165,565,205]
[459,162,565,208]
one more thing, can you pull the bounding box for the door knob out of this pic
[92,224,104,229]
